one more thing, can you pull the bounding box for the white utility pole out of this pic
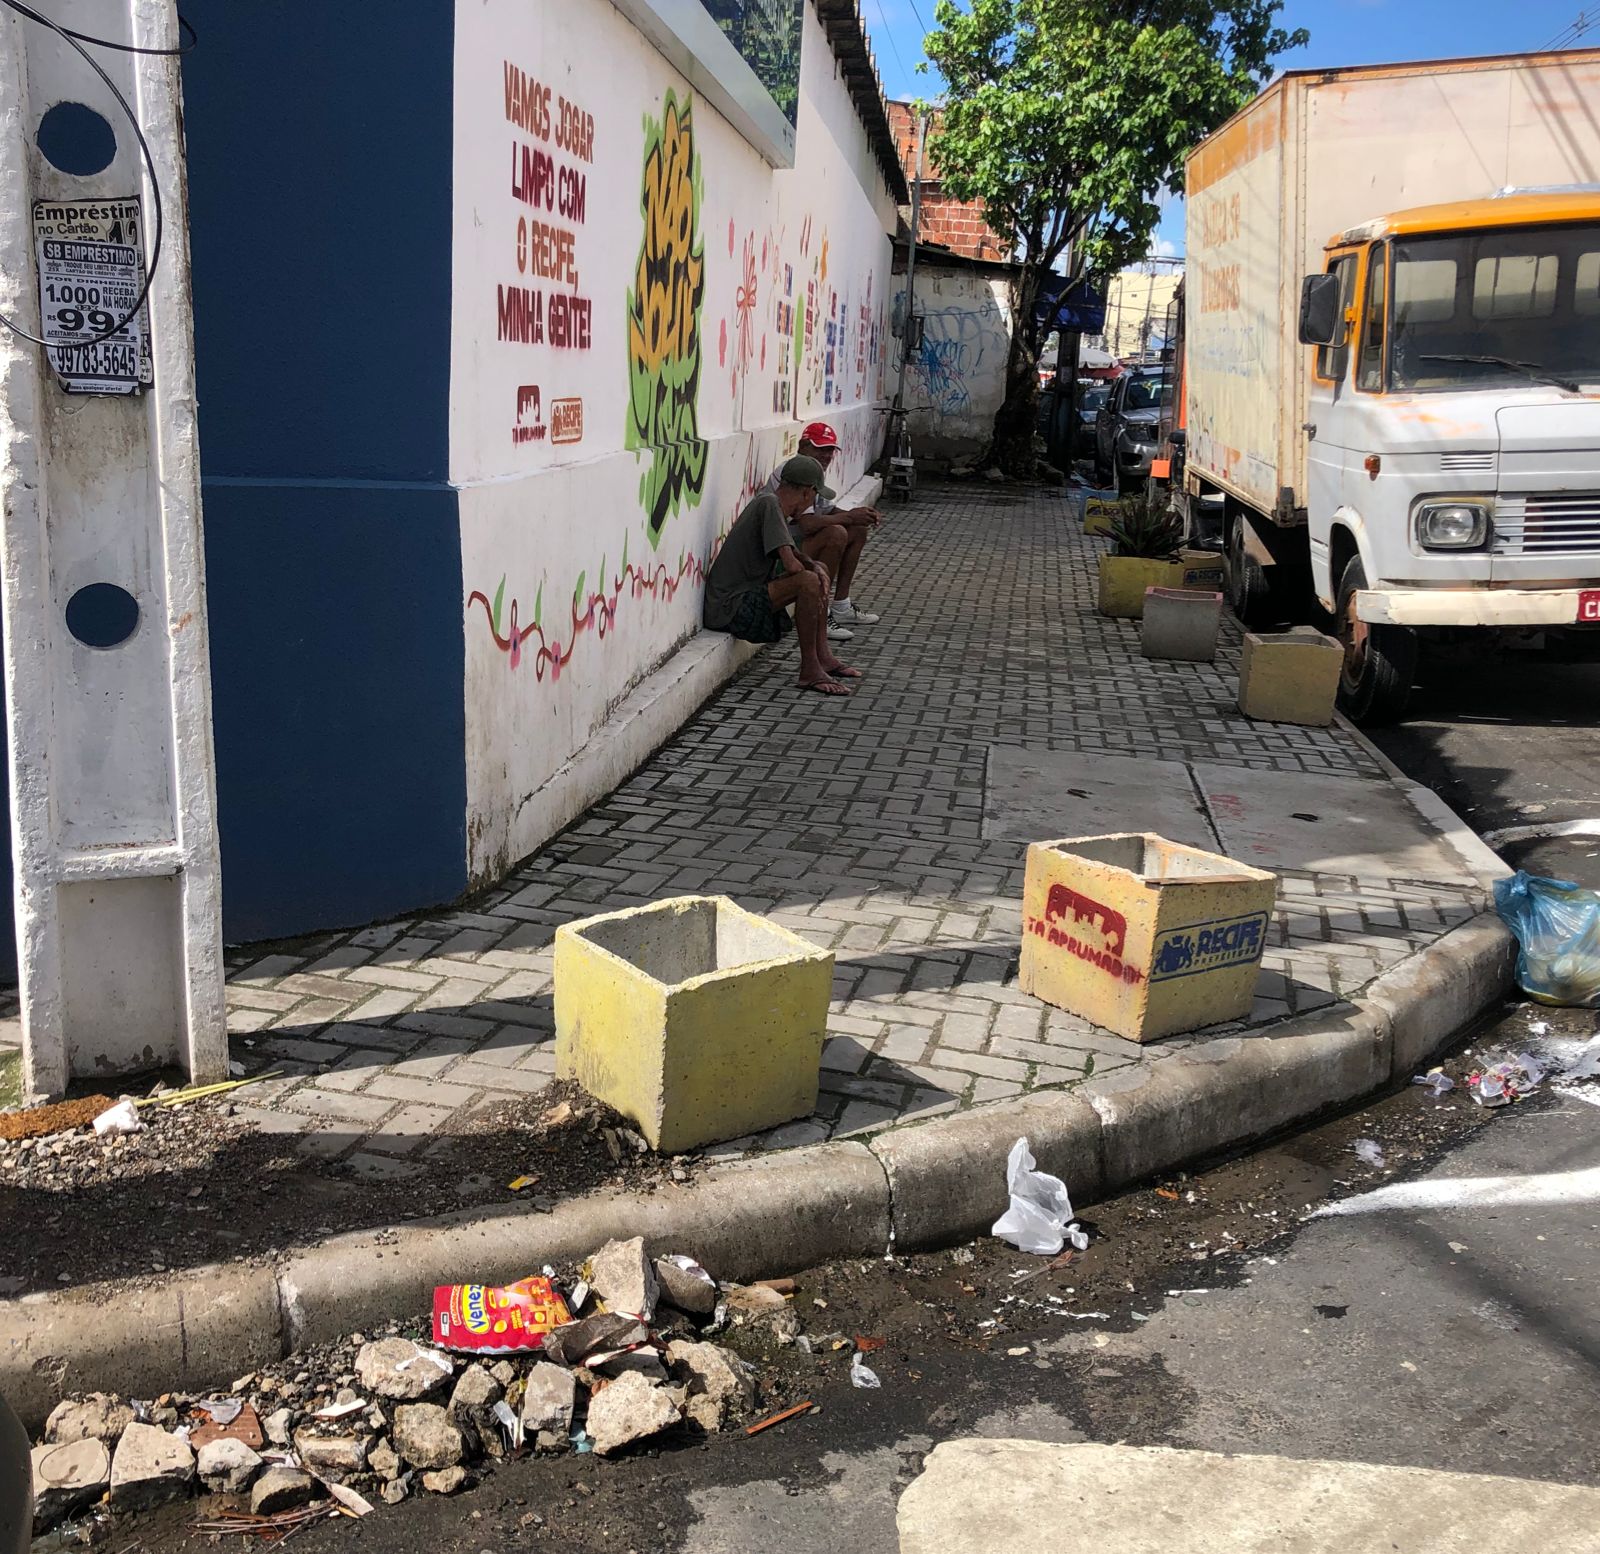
[0,0,225,1098]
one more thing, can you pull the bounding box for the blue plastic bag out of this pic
[1493,871,1600,1008]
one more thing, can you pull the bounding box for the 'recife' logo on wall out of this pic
[551,397,583,445]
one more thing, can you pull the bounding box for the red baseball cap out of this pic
[799,421,838,449]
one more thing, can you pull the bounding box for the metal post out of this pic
[887,110,925,497]
[893,110,925,419]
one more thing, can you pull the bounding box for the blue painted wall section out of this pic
[202,485,465,941]
[181,2,467,939]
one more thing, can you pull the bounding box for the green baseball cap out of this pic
[780,454,835,503]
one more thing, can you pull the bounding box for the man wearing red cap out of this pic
[764,421,883,641]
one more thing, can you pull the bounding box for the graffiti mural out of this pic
[717,227,759,401]
[903,297,1011,422]
[625,90,707,544]
[468,534,708,684]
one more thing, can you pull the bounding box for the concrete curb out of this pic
[0,908,1512,1429]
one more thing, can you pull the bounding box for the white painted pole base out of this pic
[0,0,225,1098]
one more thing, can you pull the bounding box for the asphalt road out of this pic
[116,1000,1600,1553]
[1369,646,1600,889]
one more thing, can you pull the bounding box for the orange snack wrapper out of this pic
[432,1275,572,1354]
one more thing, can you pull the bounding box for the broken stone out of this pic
[368,1438,400,1480]
[722,1283,801,1340]
[588,1236,659,1319]
[594,1348,669,1383]
[449,1365,503,1415]
[543,1311,648,1368]
[355,1337,451,1400]
[251,1465,317,1515]
[263,1406,294,1447]
[44,1393,134,1447]
[654,1255,717,1316]
[196,1437,263,1495]
[489,1360,517,1388]
[682,1393,720,1431]
[108,1422,196,1511]
[421,1464,469,1495]
[666,1340,756,1419]
[584,1370,680,1457]
[520,1363,575,1443]
[381,1477,409,1506]
[30,1438,110,1530]
[722,1282,788,1312]
[392,1403,464,1471]
[293,1430,369,1477]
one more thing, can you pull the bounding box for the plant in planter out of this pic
[1097,494,1188,619]
[1108,493,1185,560]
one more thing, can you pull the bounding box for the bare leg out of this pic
[835,527,869,598]
[769,571,849,693]
[801,524,850,589]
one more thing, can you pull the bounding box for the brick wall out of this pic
[888,101,1008,263]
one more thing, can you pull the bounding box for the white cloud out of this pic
[1150,236,1181,259]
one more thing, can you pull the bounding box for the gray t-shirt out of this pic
[764,469,836,542]
[703,491,794,630]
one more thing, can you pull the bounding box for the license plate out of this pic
[1581,590,1600,623]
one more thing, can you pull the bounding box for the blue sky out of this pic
[862,0,1600,258]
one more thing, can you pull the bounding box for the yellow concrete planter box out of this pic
[1177,548,1225,592]
[1084,496,1120,537]
[1019,833,1278,1043]
[554,895,834,1153]
[1097,555,1184,618]
[1238,627,1343,727]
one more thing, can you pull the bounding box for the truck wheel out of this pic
[1335,557,1415,724]
[1225,516,1276,627]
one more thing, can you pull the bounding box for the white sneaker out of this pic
[831,600,881,625]
[826,621,855,641]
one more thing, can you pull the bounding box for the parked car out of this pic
[1076,380,1110,452]
[1094,366,1168,491]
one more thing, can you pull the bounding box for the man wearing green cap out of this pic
[702,455,861,696]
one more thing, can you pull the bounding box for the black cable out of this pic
[0,0,165,354]
[3,2,196,55]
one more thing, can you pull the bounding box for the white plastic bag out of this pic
[92,1099,143,1137]
[991,1137,1081,1256]
[849,1353,881,1389]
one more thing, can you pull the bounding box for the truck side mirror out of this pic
[1298,273,1340,346]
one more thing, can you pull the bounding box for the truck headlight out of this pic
[1415,501,1491,550]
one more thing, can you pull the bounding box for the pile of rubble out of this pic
[29,1237,797,1535]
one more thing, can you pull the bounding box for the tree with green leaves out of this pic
[921,0,1306,476]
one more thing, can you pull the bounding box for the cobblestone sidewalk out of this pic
[217,481,1487,1178]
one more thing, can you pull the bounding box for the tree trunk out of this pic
[989,268,1042,479]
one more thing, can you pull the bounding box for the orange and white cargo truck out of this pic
[1182,50,1600,721]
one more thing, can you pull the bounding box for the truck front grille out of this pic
[1493,494,1600,555]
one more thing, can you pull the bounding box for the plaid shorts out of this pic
[725,581,792,644]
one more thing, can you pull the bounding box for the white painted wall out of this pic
[451,0,894,884]
[897,264,1012,461]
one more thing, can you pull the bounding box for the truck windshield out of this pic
[1388,223,1600,392]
